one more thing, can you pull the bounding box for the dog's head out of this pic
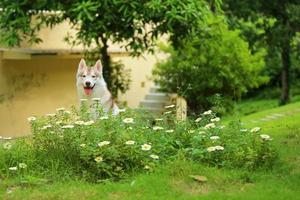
[76,59,103,96]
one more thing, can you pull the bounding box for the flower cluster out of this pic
[0,105,276,181]
[207,145,224,152]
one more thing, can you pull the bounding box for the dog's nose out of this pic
[85,81,91,87]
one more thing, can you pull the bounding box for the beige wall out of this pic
[0,55,79,137]
[20,21,83,50]
[0,52,164,137]
[19,21,126,53]
[117,54,156,107]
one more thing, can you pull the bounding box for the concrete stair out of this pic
[139,86,171,114]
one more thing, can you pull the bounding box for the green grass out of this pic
[230,88,300,118]
[1,101,300,200]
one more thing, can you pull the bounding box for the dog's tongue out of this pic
[84,88,93,95]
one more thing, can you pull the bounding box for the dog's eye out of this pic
[81,75,86,78]
[92,75,96,78]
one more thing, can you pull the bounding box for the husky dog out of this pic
[76,58,119,115]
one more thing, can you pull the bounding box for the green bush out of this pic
[0,101,277,182]
[153,16,268,114]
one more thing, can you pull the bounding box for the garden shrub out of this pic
[0,101,277,182]
[153,16,269,114]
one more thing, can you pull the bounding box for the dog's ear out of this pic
[95,60,103,73]
[78,58,87,71]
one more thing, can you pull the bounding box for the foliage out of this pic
[153,16,268,113]
[226,16,283,89]
[226,12,300,98]
[0,0,211,97]
[0,0,210,53]
[223,0,300,104]
[0,102,277,182]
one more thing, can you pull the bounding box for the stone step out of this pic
[139,100,167,109]
[145,93,170,101]
[150,86,161,93]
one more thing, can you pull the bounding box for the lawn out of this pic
[1,101,300,200]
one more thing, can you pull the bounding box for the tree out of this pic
[223,0,300,105]
[0,0,210,97]
[153,16,267,113]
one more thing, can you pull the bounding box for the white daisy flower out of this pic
[141,143,152,151]
[118,108,126,113]
[123,118,134,124]
[80,144,86,148]
[207,146,216,152]
[165,129,174,133]
[62,125,74,129]
[84,120,95,126]
[92,98,101,101]
[75,121,85,125]
[165,104,175,109]
[98,141,110,147]
[219,125,225,129]
[250,127,261,133]
[55,121,63,125]
[204,123,216,129]
[240,129,248,132]
[45,113,56,117]
[163,111,172,115]
[41,124,52,130]
[125,140,135,145]
[153,126,164,131]
[3,137,12,140]
[150,154,159,159]
[9,166,17,171]
[260,134,272,141]
[211,117,220,122]
[210,136,220,140]
[155,118,163,121]
[203,110,212,115]
[56,107,65,112]
[144,165,151,170]
[94,156,103,163]
[215,145,224,151]
[3,142,12,150]
[195,117,202,122]
[27,116,37,122]
[99,116,109,120]
[18,163,27,169]
[198,131,206,134]
[207,145,224,152]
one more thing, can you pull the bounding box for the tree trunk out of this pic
[279,31,291,105]
[99,37,115,97]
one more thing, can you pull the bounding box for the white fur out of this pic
[76,59,119,116]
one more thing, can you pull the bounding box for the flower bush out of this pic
[0,102,277,182]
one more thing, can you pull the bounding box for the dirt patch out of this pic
[108,192,127,200]
[171,179,211,195]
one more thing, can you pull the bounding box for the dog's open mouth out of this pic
[83,85,94,96]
